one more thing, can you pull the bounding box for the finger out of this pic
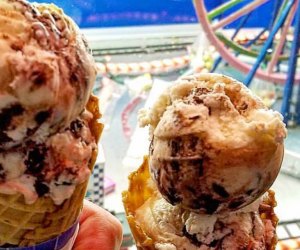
[73,200,123,250]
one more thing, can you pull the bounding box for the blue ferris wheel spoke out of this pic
[281,0,300,124]
[244,0,294,87]
[269,0,284,29]
[211,12,252,73]
[244,28,267,48]
[243,0,282,50]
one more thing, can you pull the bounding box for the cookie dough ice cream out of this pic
[139,73,285,214]
[123,73,286,250]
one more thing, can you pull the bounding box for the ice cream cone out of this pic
[0,0,103,246]
[122,156,279,250]
[0,95,103,247]
[123,73,286,250]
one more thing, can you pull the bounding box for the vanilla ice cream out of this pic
[139,73,286,213]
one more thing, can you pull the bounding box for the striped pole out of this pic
[92,162,105,207]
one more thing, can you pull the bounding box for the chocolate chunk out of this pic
[153,168,161,187]
[69,54,86,91]
[25,144,47,174]
[246,189,255,195]
[0,132,12,144]
[212,183,229,198]
[165,187,182,205]
[188,115,200,120]
[0,164,6,180]
[70,119,84,137]
[32,71,47,86]
[189,199,200,210]
[10,42,23,51]
[170,160,180,172]
[250,212,256,236]
[182,226,202,247]
[208,107,212,116]
[190,158,203,176]
[54,181,73,186]
[189,194,220,213]
[192,96,203,104]
[170,138,181,157]
[198,161,204,176]
[0,104,24,131]
[0,104,24,145]
[196,87,211,95]
[149,137,154,155]
[62,181,72,186]
[35,110,51,125]
[189,136,198,151]
[34,181,49,197]
[208,240,219,247]
[186,185,196,194]
[30,5,38,16]
[205,200,220,214]
[70,72,78,83]
[229,198,245,209]
[26,127,37,136]
[238,102,248,111]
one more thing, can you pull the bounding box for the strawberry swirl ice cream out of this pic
[0,109,97,205]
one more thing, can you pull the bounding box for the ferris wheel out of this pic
[193,0,300,124]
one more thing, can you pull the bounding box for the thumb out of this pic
[73,200,123,250]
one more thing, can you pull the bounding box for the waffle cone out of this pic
[122,156,278,250]
[0,95,103,247]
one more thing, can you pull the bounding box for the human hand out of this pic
[73,200,123,250]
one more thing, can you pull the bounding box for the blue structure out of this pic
[30,0,278,29]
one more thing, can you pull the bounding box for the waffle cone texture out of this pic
[122,156,279,250]
[0,95,103,247]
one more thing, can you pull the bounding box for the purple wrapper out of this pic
[0,222,79,250]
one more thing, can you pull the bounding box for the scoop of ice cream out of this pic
[0,0,96,149]
[0,109,97,205]
[122,156,278,250]
[139,73,286,214]
[135,193,275,250]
